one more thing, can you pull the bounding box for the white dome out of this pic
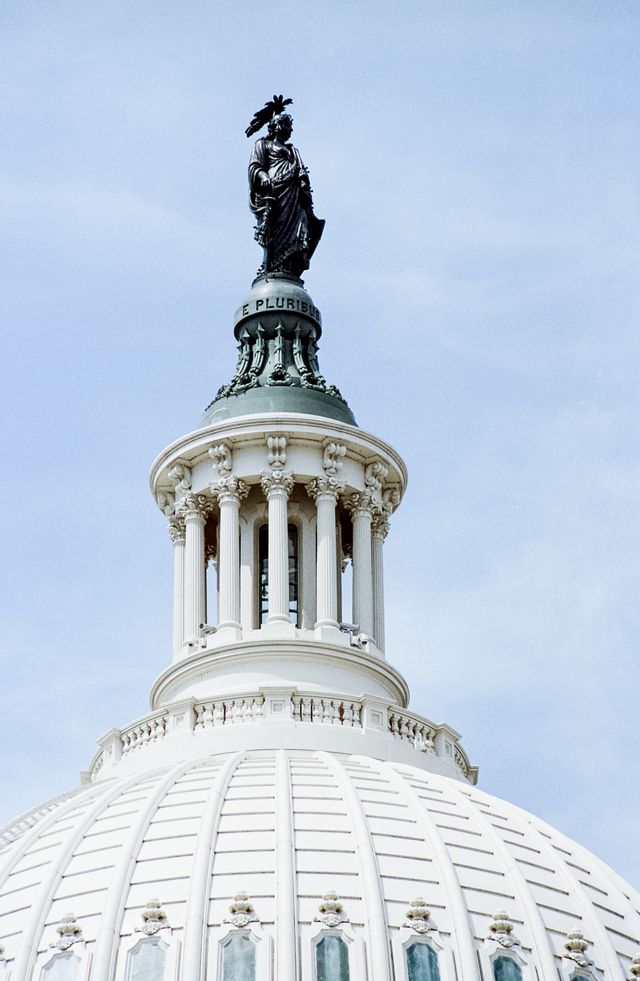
[1,749,638,980]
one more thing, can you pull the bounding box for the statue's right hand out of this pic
[259,174,273,194]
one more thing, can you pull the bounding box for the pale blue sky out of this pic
[1,2,639,887]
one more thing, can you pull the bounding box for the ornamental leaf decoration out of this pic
[245,94,293,137]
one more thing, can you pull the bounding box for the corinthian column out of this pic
[307,477,344,628]
[168,516,186,658]
[347,493,376,639]
[371,513,389,653]
[180,494,208,642]
[261,469,294,623]
[213,477,247,629]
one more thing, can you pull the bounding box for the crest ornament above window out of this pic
[225,892,259,928]
[50,913,83,950]
[315,891,349,928]
[489,910,520,948]
[136,899,169,936]
[404,897,435,934]
[628,952,640,980]
[563,929,593,970]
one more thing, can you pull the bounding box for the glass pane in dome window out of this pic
[493,956,523,981]
[222,933,256,981]
[128,939,166,981]
[316,934,350,981]
[405,942,441,981]
[42,953,78,980]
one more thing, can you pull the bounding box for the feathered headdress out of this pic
[245,94,293,138]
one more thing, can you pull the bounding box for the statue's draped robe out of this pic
[249,138,324,274]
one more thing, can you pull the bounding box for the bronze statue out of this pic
[246,95,324,278]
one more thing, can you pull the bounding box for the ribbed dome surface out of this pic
[1,750,638,979]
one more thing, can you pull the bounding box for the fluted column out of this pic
[168,516,186,657]
[261,470,294,622]
[308,477,344,627]
[371,513,388,652]
[347,493,376,638]
[213,477,247,629]
[181,494,207,641]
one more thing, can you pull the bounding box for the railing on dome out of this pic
[0,787,86,848]
[87,694,477,786]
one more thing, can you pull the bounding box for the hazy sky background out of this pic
[1,2,639,888]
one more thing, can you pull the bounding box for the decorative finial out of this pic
[489,910,520,948]
[405,897,434,934]
[247,97,324,278]
[563,929,593,970]
[136,899,169,936]
[628,952,640,980]
[315,891,349,928]
[50,913,83,950]
[225,892,259,928]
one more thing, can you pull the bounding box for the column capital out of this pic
[345,491,378,519]
[307,476,345,504]
[261,469,294,499]
[167,515,185,545]
[177,492,214,521]
[211,475,248,505]
[372,513,389,541]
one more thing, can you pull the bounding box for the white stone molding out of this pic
[135,899,170,936]
[260,469,294,624]
[314,891,349,928]
[181,753,244,979]
[168,515,186,658]
[208,441,233,477]
[307,477,344,629]
[266,433,287,469]
[562,929,598,980]
[239,514,255,632]
[364,458,389,500]
[224,892,259,928]
[346,492,377,640]
[167,462,192,496]
[50,912,84,951]
[37,942,91,981]
[371,512,388,653]
[275,752,298,981]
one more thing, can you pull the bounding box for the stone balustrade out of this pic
[87,693,476,785]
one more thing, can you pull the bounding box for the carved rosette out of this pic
[136,899,170,936]
[307,476,345,504]
[167,515,185,545]
[405,897,434,934]
[564,929,593,970]
[488,910,520,948]
[224,892,259,928]
[314,891,349,928]
[50,913,83,951]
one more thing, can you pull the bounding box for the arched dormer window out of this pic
[493,955,523,981]
[315,933,350,981]
[221,931,256,980]
[405,941,441,981]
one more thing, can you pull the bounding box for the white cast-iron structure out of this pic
[0,271,638,981]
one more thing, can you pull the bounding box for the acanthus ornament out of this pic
[167,515,185,545]
[488,910,520,948]
[209,442,233,477]
[136,899,169,936]
[261,469,294,498]
[323,441,346,477]
[224,892,259,928]
[168,463,192,495]
[156,491,175,516]
[372,512,389,540]
[382,486,401,514]
[307,476,345,504]
[345,490,378,519]
[364,459,389,497]
[314,891,349,928]
[176,493,215,521]
[404,897,434,934]
[211,476,248,504]
[563,929,593,970]
[50,913,83,951]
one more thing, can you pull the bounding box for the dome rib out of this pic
[91,761,201,981]
[276,751,298,981]
[182,752,245,978]
[443,783,561,980]
[523,812,627,980]
[11,772,144,981]
[319,753,393,981]
[377,760,481,981]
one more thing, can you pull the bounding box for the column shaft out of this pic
[316,493,339,626]
[351,504,374,637]
[183,502,206,640]
[372,520,387,653]
[267,485,290,622]
[172,530,185,657]
[217,493,241,628]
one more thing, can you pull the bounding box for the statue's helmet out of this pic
[268,112,293,138]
